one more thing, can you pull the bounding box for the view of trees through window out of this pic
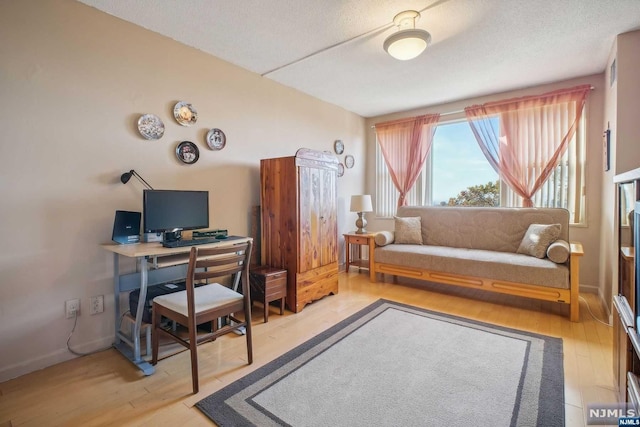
[431,120,498,207]
[376,114,585,223]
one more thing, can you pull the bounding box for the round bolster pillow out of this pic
[374,231,395,247]
[547,239,570,264]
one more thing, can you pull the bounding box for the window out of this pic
[375,112,587,224]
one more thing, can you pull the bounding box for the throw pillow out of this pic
[547,239,570,264]
[516,223,561,259]
[394,216,423,245]
[374,231,395,246]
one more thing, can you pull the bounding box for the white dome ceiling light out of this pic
[383,10,432,61]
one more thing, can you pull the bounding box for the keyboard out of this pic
[162,237,219,248]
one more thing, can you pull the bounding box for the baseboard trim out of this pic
[579,284,612,325]
[0,336,113,383]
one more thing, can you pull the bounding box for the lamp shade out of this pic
[350,195,373,213]
[383,29,431,60]
[383,10,431,61]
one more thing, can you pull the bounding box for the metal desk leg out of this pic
[113,254,121,345]
[112,254,155,375]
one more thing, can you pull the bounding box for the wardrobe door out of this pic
[319,166,338,266]
[298,165,322,273]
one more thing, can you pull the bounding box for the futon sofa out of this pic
[371,206,582,321]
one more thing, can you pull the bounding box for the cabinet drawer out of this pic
[349,236,371,245]
[250,267,287,297]
[264,277,286,292]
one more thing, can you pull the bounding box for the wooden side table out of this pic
[343,232,376,274]
[249,266,287,322]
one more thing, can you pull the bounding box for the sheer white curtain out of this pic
[464,85,591,207]
[375,114,440,207]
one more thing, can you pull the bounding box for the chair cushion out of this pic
[153,283,243,317]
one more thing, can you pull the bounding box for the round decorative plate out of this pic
[337,163,345,177]
[206,128,226,150]
[137,114,165,140]
[173,101,198,126]
[334,140,344,155]
[345,154,355,169]
[176,141,199,164]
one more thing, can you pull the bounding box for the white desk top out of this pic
[102,236,252,258]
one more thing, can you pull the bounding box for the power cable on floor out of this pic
[579,295,612,327]
[66,311,118,357]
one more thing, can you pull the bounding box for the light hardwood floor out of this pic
[0,271,616,426]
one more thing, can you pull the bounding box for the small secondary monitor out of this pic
[143,190,209,235]
[112,210,141,244]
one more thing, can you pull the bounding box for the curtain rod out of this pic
[370,86,595,129]
[370,109,461,128]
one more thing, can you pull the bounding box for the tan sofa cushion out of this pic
[394,216,422,244]
[517,224,561,258]
[374,244,569,289]
[396,206,569,253]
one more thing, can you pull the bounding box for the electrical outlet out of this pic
[65,299,80,318]
[90,295,104,315]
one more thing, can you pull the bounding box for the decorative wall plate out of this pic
[173,101,198,126]
[137,114,165,140]
[334,140,344,155]
[345,154,355,169]
[206,128,226,150]
[176,141,199,164]
[337,163,345,177]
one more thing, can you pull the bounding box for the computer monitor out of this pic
[143,190,209,240]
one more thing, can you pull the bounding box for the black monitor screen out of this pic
[143,190,209,233]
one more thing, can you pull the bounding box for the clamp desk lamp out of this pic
[120,169,154,190]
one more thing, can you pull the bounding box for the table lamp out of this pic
[350,195,373,234]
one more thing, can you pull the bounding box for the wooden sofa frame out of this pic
[370,242,583,322]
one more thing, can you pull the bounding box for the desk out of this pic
[343,232,376,274]
[102,237,251,375]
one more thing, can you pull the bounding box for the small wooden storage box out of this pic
[249,266,287,322]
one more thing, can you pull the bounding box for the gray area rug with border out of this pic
[196,299,564,426]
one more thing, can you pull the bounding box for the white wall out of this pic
[0,0,366,381]
[363,75,606,295]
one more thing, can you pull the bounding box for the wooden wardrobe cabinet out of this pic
[260,149,339,313]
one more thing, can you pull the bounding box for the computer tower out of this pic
[129,282,186,323]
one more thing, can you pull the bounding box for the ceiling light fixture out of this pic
[383,10,431,61]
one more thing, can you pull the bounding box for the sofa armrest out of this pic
[569,241,584,322]
[570,242,584,257]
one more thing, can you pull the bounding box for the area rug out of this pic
[196,299,564,427]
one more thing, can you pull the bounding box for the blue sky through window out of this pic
[431,120,498,205]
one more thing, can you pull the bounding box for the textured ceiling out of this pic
[78,0,640,117]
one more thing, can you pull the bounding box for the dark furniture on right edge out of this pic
[613,168,640,407]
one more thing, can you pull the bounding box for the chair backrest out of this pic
[185,240,253,317]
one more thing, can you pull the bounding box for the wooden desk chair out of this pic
[151,240,253,394]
